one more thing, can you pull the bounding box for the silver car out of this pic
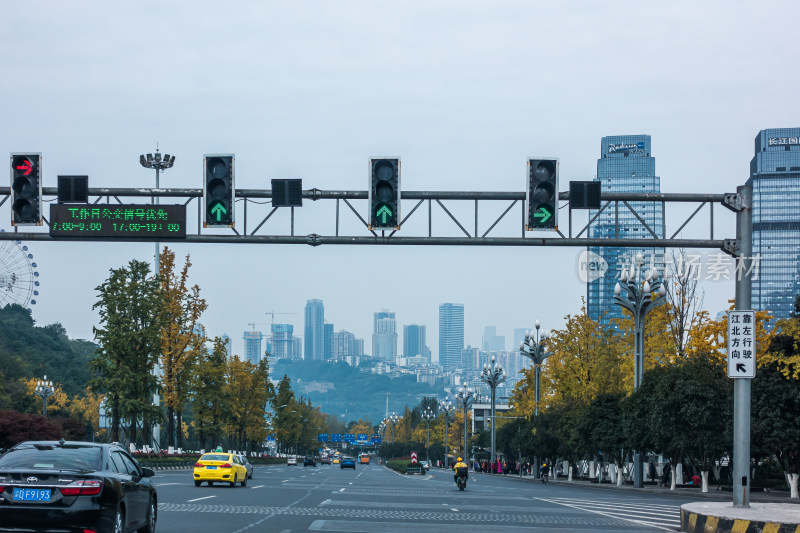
[237,454,254,479]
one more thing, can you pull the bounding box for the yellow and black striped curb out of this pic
[682,508,800,533]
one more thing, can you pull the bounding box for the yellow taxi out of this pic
[332,457,340,465]
[193,451,248,487]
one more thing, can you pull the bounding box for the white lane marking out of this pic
[450,508,459,512]
[250,485,264,489]
[534,497,677,532]
[155,482,181,486]
[339,488,345,492]
[187,495,216,503]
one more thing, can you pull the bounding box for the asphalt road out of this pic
[151,462,725,533]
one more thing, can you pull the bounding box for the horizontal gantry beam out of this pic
[0,188,734,250]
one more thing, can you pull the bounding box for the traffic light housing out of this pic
[369,158,400,230]
[526,158,559,230]
[10,153,42,226]
[203,154,234,227]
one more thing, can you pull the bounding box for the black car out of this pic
[0,439,157,533]
[303,455,316,467]
[340,456,356,469]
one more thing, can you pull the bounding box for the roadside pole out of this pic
[732,184,753,508]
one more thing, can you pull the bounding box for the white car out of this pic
[420,460,430,472]
[287,456,297,466]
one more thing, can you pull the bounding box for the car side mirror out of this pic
[141,467,155,478]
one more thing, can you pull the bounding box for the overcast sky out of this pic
[2,1,798,362]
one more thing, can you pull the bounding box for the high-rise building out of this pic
[439,303,464,370]
[243,330,263,365]
[270,323,297,360]
[587,135,664,325]
[304,299,325,360]
[481,326,505,351]
[372,310,397,361]
[403,324,427,360]
[324,322,334,360]
[749,128,800,321]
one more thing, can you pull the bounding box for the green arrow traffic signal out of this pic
[375,204,393,224]
[533,206,552,224]
[210,202,227,221]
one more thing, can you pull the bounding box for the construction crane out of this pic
[265,310,297,330]
[247,322,268,331]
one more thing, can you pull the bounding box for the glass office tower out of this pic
[587,135,664,325]
[304,299,325,360]
[749,128,800,321]
[439,303,464,370]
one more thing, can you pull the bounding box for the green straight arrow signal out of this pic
[211,202,228,222]
[533,206,552,224]
[376,205,393,224]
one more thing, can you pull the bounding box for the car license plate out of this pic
[13,488,51,502]
[206,466,217,469]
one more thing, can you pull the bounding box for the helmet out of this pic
[457,457,462,462]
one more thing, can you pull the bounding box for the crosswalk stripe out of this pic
[535,497,680,531]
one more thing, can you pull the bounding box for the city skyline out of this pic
[2,2,795,359]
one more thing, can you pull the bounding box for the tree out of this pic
[662,249,705,358]
[514,304,628,413]
[625,356,732,490]
[158,248,208,449]
[225,356,273,452]
[752,362,800,498]
[272,375,299,453]
[192,337,230,451]
[90,259,165,444]
[576,392,627,485]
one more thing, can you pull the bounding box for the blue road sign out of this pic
[317,433,329,442]
[331,434,342,443]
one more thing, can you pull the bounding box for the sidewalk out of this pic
[471,469,800,505]
[466,470,800,532]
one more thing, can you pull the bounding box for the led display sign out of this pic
[50,204,187,239]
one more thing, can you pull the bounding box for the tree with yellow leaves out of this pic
[158,248,208,449]
[224,356,274,452]
[512,304,629,415]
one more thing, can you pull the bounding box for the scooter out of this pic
[455,466,468,491]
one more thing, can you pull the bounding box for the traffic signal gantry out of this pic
[203,154,235,227]
[368,158,400,230]
[526,158,559,230]
[10,153,42,226]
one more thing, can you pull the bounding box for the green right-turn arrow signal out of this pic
[533,206,552,224]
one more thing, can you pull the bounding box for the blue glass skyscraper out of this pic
[304,299,324,360]
[439,303,464,370]
[587,135,664,325]
[748,128,800,321]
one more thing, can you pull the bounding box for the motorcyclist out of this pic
[540,462,550,481]
[453,457,469,485]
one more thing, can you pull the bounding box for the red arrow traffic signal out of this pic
[15,159,33,176]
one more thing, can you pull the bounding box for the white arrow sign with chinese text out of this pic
[727,310,756,379]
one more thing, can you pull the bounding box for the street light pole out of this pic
[520,320,553,417]
[385,413,400,444]
[455,387,476,464]
[421,408,435,465]
[480,355,506,465]
[139,148,175,278]
[614,252,666,488]
[35,376,55,417]
[440,398,454,469]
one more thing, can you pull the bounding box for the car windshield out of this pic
[0,444,101,471]
[200,454,230,461]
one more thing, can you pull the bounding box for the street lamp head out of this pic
[651,268,659,281]
[635,252,644,266]
[614,282,622,296]
[620,269,629,282]
[658,285,666,297]
[643,280,651,293]
[535,320,540,330]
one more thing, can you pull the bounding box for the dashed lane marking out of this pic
[186,495,216,503]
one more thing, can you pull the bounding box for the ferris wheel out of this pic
[0,238,40,312]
